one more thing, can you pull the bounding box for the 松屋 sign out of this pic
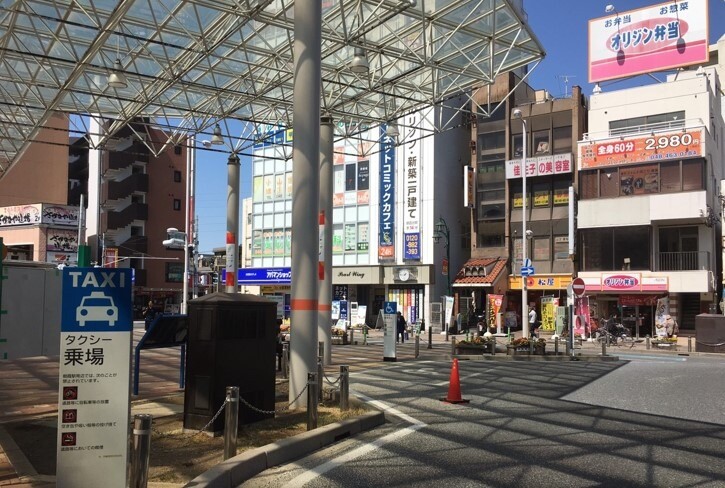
[57,268,132,488]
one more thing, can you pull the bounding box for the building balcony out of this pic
[108,173,149,200]
[107,203,148,230]
[656,251,709,272]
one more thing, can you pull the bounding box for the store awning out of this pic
[452,258,508,288]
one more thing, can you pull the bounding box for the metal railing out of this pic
[656,251,709,271]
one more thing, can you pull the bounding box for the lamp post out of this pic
[513,108,530,338]
[433,216,451,340]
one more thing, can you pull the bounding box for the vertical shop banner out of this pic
[655,296,669,337]
[57,268,132,488]
[403,114,421,260]
[574,296,591,337]
[378,125,395,260]
[541,297,559,331]
[487,294,503,331]
[444,296,455,331]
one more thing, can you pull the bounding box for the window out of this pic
[477,221,504,247]
[512,134,524,158]
[165,263,184,282]
[580,171,598,199]
[533,130,550,154]
[609,111,685,135]
[682,159,704,191]
[173,199,181,211]
[345,163,356,191]
[660,161,680,193]
[174,145,182,155]
[174,170,181,182]
[478,131,505,152]
[554,236,569,260]
[533,237,550,261]
[581,226,650,271]
[599,168,619,198]
[553,126,572,152]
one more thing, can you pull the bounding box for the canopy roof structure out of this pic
[0,0,544,175]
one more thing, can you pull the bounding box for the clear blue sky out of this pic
[194,0,725,254]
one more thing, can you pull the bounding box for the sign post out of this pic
[57,268,132,488]
[383,301,397,361]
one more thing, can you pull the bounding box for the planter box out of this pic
[506,345,546,356]
[455,343,494,355]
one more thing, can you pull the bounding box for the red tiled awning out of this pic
[452,258,508,287]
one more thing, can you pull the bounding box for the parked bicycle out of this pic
[595,317,635,347]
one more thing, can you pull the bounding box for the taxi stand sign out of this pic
[57,268,132,488]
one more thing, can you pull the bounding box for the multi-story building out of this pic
[576,57,724,334]
[242,105,470,327]
[85,119,189,312]
[458,73,587,329]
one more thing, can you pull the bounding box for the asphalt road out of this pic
[242,355,725,488]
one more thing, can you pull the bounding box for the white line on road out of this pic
[282,392,427,487]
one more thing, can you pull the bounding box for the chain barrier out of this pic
[150,396,230,441]
[322,371,341,387]
[238,383,309,415]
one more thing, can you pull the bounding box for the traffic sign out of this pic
[384,301,397,315]
[571,277,586,297]
[523,258,532,268]
[520,266,535,277]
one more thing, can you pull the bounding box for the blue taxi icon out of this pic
[76,291,118,327]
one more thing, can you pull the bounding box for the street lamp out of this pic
[513,108,530,338]
[433,216,451,340]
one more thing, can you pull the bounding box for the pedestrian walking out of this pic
[529,304,538,338]
[143,300,157,331]
[396,311,407,343]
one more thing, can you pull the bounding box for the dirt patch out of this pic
[5,381,367,485]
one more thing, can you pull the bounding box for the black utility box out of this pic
[695,314,725,353]
[183,292,276,433]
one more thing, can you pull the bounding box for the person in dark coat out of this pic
[396,311,407,343]
[142,300,157,331]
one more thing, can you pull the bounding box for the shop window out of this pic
[613,226,650,270]
[345,163,356,191]
[553,179,570,205]
[599,168,619,198]
[581,228,614,271]
[580,171,598,199]
[554,236,569,260]
[173,199,181,211]
[682,159,704,191]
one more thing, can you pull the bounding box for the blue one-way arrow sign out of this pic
[520,266,535,277]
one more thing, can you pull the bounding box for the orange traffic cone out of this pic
[440,358,470,404]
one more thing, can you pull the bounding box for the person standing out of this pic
[143,300,156,331]
[528,304,538,338]
[396,311,407,343]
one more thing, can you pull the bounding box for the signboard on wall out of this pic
[588,0,709,83]
[378,125,395,260]
[579,128,704,169]
[506,153,572,179]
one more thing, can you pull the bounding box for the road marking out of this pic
[282,393,426,487]
[619,354,687,362]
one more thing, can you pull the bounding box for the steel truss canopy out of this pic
[0,0,544,175]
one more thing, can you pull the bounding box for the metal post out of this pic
[513,110,530,339]
[554,337,559,355]
[225,153,240,294]
[290,0,322,408]
[646,335,651,350]
[451,337,456,356]
[529,337,534,354]
[318,116,333,366]
[601,338,607,356]
[340,365,349,411]
[565,337,570,355]
[282,343,289,379]
[223,387,239,460]
[350,327,354,345]
[307,372,318,430]
[414,333,420,358]
[317,357,324,401]
[130,414,152,488]
[688,336,692,352]
[428,324,433,349]
[492,336,496,356]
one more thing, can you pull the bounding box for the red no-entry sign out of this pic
[571,277,586,297]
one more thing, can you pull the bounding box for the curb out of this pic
[183,406,384,487]
[453,353,622,362]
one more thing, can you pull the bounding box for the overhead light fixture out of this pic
[350,47,369,74]
[211,124,224,145]
[107,59,128,89]
[605,4,616,13]
[386,121,399,138]
[592,83,602,94]
[696,66,705,76]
